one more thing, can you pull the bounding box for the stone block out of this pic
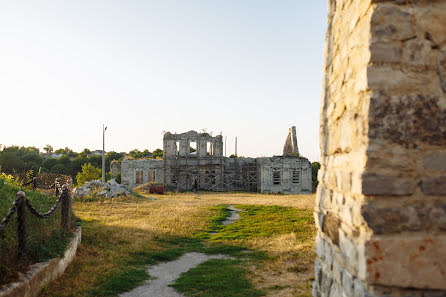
[368,93,446,148]
[421,176,446,195]
[361,234,446,289]
[401,39,433,67]
[424,150,446,172]
[339,229,359,270]
[370,41,401,63]
[341,269,354,297]
[416,1,446,48]
[322,212,340,246]
[371,4,415,42]
[361,205,422,234]
[429,203,446,231]
[361,173,416,196]
[437,50,446,93]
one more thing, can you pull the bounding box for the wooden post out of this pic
[16,191,26,261]
[55,178,60,197]
[32,177,37,191]
[60,184,71,232]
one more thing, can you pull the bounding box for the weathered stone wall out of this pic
[121,158,163,190]
[283,126,299,156]
[258,156,311,194]
[314,0,446,296]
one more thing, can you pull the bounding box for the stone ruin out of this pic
[283,126,299,156]
[121,127,312,194]
[314,1,446,296]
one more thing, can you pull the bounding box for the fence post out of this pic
[60,184,71,232]
[32,177,37,191]
[16,191,26,261]
[55,178,60,197]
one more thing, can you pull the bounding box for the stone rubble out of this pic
[73,179,130,199]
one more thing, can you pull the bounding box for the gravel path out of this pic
[120,205,241,297]
[221,205,242,225]
[120,252,229,297]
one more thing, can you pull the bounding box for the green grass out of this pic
[47,202,313,297]
[0,176,77,285]
[209,205,314,241]
[80,205,269,297]
[171,259,265,297]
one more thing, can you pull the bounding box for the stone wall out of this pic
[314,1,446,296]
[258,156,311,194]
[121,158,163,190]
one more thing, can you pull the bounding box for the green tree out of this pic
[152,148,163,159]
[76,163,101,186]
[43,144,53,154]
[0,151,25,173]
[51,164,70,174]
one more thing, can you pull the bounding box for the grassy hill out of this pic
[0,174,77,286]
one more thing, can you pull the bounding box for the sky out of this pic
[0,1,327,162]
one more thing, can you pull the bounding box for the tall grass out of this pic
[0,176,77,286]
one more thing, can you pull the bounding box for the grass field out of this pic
[41,191,316,297]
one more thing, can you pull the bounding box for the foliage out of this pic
[0,176,76,286]
[115,173,121,184]
[152,148,163,159]
[43,144,53,154]
[311,162,320,192]
[229,155,244,158]
[289,152,300,157]
[76,163,102,186]
[0,145,159,184]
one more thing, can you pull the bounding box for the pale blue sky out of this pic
[0,1,327,161]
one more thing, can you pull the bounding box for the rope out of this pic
[0,199,19,233]
[24,193,64,219]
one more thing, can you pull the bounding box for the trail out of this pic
[120,205,241,297]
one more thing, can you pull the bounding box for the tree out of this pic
[0,151,25,173]
[152,148,163,159]
[51,164,70,174]
[76,163,101,186]
[42,158,58,171]
[43,144,53,154]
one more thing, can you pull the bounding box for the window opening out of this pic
[272,170,281,185]
[149,170,156,182]
[175,141,180,155]
[136,170,143,184]
[189,141,197,154]
[292,170,300,184]
[207,142,214,155]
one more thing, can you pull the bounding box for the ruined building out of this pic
[314,1,446,296]
[121,127,312,194]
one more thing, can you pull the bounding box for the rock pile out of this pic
[73,179,130,199]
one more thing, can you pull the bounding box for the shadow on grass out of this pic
[42,202,314,297]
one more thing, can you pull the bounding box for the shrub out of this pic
[76,163,101,186]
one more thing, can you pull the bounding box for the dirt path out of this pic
[120,205,242,297]
[221,205,242,225]
[120,252,229,297]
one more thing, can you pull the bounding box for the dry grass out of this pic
[41,192,316,297]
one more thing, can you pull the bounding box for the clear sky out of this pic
[0,1,327,162]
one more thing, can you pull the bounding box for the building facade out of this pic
[121,127,311,194]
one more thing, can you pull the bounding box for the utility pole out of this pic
[102,124,107,183]
[235,137,238,157]
[224,136,227,157]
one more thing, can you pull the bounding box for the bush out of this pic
[76,163,101,186]
[0,176,77,286]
